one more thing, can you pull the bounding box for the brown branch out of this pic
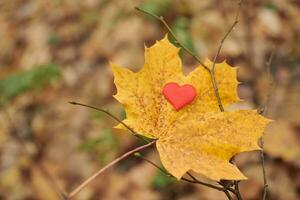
[134,153,228,192]
[137,1,244,199]
[210,0,243,112]
[234,181,243,200]
[224,189,234,200]
[260,139,268,200]
[134,153,172,177]
[211,0,242,73]
[259,49,275,115]
[258,49,275,200]
[69,101,149,142]
[135,7,210,72]
[136,0,242,113]
[210,1,244,197]
[186,172,226,191]
[186,172,237,200]
[67,140,156,199]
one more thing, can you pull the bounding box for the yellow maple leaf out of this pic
[111,35,271,181]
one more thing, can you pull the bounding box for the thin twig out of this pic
[69,101,149,142]
[224,189,234,200]
[67,140,156,199]
[69,101,135,134]
[186,172,225,191]
[234,181,243,200]
[184,172,224,191]
[266,50,275,80]
[135,7,210,72]
[136,155,237,200]
[134,153,171,177]
[186,172,199,182]
[210,0,243,112]
[134,153,226,192]
[219,180,237,194]
[258,49,275,200]
[260,139,268,200]
[211,0,242,73]
[259,49,275,115]
[210,1,244,197]
[136,1,244,199]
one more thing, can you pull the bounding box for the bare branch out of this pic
[234,181,243,200]
[69,101,149,142]
[260,139,268,200]
[210,1,245,198]
[134,153,227,192]
[135,7,210,72]
[67,140,156,199]
[258,49,276,200]
[259,49,276,115]
[135,1,244,200]
[211,0,242,72]
[186,172,198,182]
[134,153,171,176]
[224,189,234,200]
[186,172,225,191]
[136,0,242,113]
[210,0,243,112]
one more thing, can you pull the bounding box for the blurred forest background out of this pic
[0,0,300,199]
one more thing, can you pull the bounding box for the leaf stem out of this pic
[67,140,156,199]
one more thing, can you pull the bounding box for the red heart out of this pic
[162,82,197,111]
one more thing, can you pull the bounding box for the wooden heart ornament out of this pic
[163,82,197,111]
